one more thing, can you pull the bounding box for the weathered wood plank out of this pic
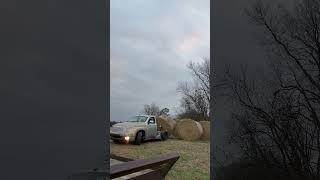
[110,152,179,179]
[70,152,179,180]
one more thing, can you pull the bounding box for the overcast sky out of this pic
[110,0,210,122]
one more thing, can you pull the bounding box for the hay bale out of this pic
[171,127,181,139]
[156,117,176,136]
[199,121,210,140]
[172,119,183,139]
[174,119,203,141]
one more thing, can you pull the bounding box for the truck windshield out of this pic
[127,116,148,122]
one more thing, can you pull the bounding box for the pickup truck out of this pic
[110,115,168,145]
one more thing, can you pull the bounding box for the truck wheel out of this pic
[161,132,168,141]
[135,131,143,145]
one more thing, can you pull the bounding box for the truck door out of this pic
[146,117,157,138]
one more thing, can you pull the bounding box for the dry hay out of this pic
[172,119,183,139]
[199,121,210,140]
[174,119,203,141]
[156,117,176,136]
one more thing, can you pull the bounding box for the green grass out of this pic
[110,139,210,180]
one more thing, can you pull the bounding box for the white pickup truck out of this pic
[110,115,168,145]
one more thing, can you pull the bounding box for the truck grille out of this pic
[111,126,122,132]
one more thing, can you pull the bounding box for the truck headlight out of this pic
[124,136,130,141]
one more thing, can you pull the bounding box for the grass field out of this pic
[110,139,210,180]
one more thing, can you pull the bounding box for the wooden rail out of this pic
[110,152,180,179]
[68,152,180,180]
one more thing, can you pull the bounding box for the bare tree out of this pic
[188,58,210,103]
[142,103,160,116]
[159,107,170,117]
[142,103,170,117]
[177,58,210,121]
[224,0,320,179]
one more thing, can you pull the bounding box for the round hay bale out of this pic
[174,119,203,141]
[156,117,176,136]
[171,128,181,139]
[171,119,183,139]
[199,121,210,140]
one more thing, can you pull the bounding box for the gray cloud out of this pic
[110,0,210,121]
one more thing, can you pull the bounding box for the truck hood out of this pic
[113,122,146,128]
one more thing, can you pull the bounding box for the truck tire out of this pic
[135,131,143,145]
[161,132,168,141]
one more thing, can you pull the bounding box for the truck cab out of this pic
[110,115,168,145]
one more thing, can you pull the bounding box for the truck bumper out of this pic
[110,133,134,143]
